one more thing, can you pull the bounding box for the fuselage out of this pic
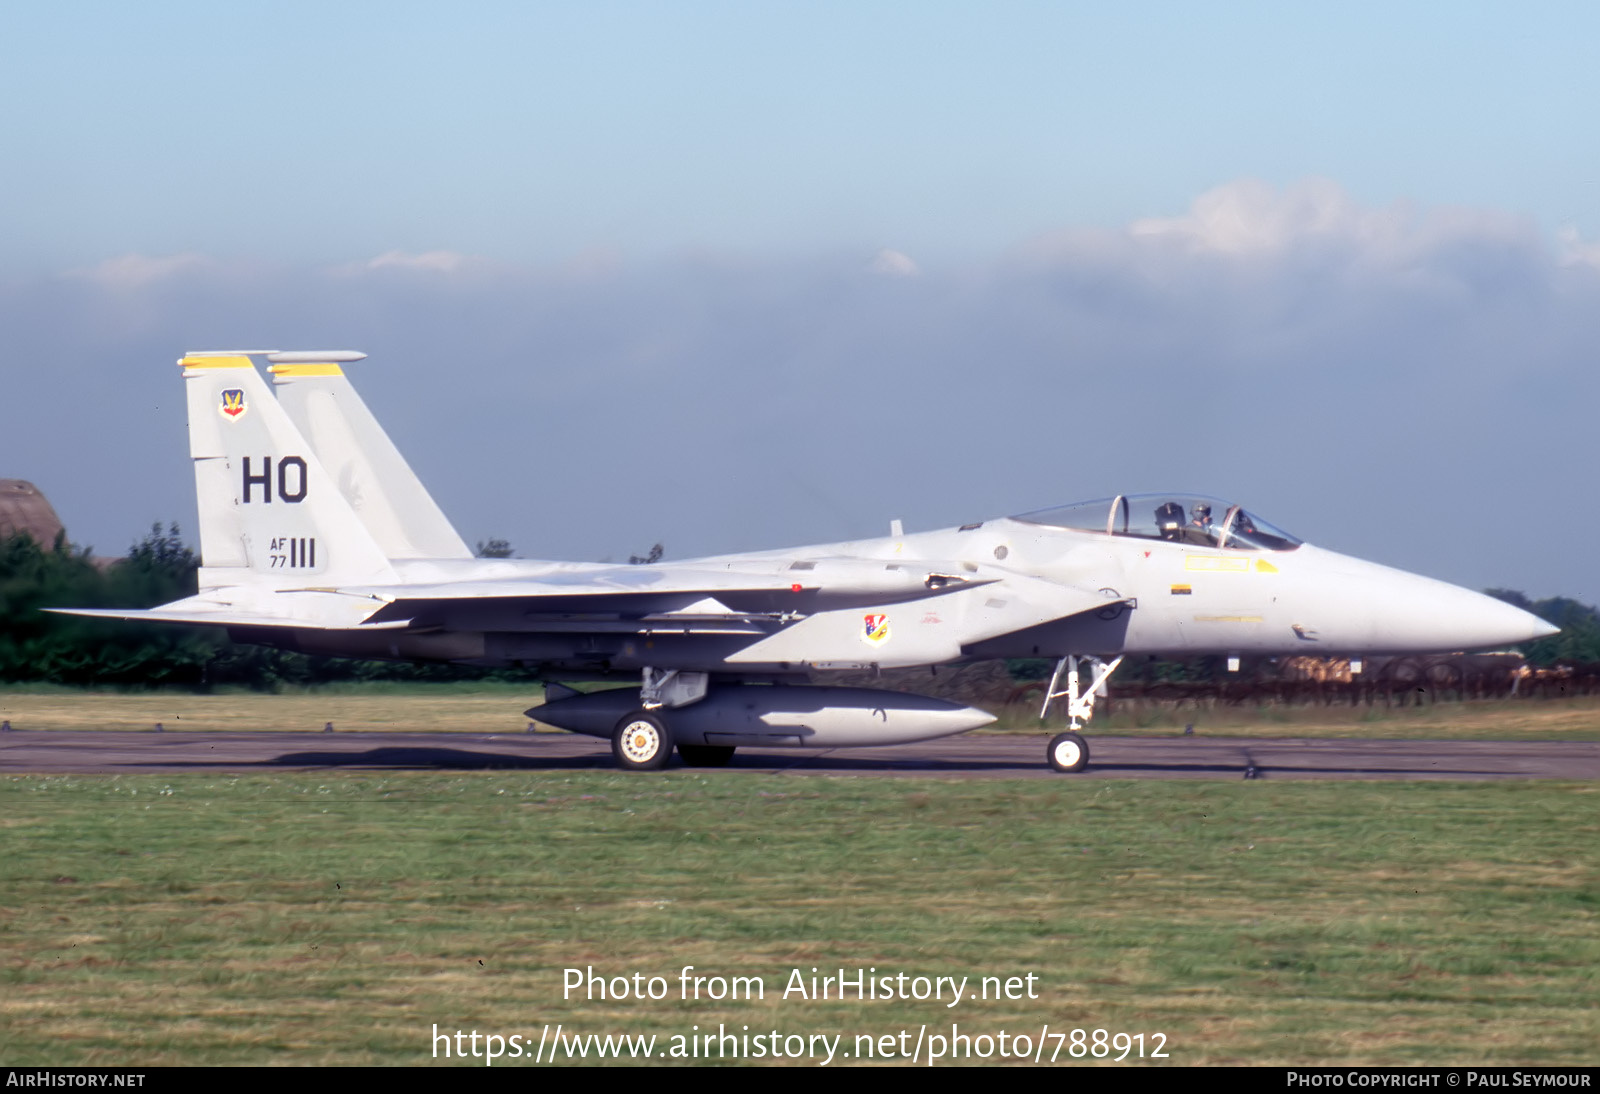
[252,499,1553,675]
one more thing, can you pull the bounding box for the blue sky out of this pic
[5,3,1597,267]
[4,4,1599,604]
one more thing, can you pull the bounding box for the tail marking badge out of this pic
[219,389,247,421]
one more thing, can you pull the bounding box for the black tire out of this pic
[1047,731,1089,773]
[677,745,736,767]
[612,711,673,771]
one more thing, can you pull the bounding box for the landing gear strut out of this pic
[1039,654,1123,773]
[611,667,712,771]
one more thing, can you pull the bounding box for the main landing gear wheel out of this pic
[1047,731,1089,773]
[612,712,673,771]
[677,745,736,767]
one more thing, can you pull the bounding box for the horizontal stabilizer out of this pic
[45,607,413,631]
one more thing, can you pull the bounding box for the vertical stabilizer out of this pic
[180,355,399,589]
[270,361,472,560]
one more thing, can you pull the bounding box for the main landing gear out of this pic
[1039,654,1123,774]
[610,668,735,770]
[612,711,672,770]
[609,712,737,770]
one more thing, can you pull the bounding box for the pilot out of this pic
[1185,503,1216,545]
[1230,509,1285,550]
[1154,501,1185,541]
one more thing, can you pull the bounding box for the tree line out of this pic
[0,526,521,688]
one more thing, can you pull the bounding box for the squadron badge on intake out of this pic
[862,613,890,647]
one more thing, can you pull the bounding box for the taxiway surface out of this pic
[1,730,1596,780]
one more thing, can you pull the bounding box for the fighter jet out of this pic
[55,350,1557,773]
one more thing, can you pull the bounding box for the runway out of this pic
[1,729,1596,780]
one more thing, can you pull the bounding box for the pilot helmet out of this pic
[1193,503,1212,520]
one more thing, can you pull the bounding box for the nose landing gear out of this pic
[1039,654,1122,773]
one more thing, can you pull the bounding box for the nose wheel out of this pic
[1047,731,1089,773]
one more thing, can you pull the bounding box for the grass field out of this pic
[4,683,1600,741]
[0,682,543,737]
[1050,694,1600,740]
[0,771,1595,1065]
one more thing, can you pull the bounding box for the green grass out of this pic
[991,695,1600,740]
[0,683,544,736]
[4,685,1600,740]
[0,773,1595,1065]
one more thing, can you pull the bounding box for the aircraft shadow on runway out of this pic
[115,744,1509,780]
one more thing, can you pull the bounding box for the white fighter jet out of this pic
[56,351,1557,772]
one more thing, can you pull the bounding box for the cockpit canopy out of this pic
[1012,494,1302,552]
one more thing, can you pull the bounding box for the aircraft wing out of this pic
[48,564,1002,637]
[48,565,1118,667]
[349,564,997,626]
[62,569,1117,646]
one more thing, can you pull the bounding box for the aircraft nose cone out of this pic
[1390,581,1558,651]
[1302,547,1560,652]
[1453,591,1559,647]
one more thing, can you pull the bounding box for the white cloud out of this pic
[1123,178,1537,269]
[1129,177,1360,254]
[1556,225,1600,270]
[71,252,212,289]
[867,248,920,277]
